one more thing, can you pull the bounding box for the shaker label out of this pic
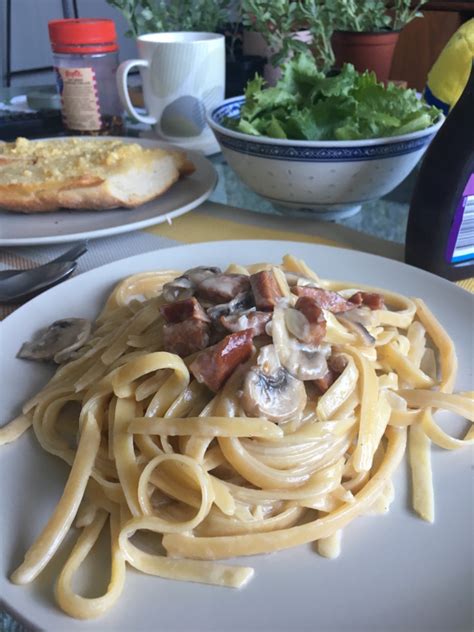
[56,67,101,131]
[446,173,474,264]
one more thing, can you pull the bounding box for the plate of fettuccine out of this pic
[0,241,472,632]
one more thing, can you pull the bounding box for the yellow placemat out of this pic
[457,278,474,293]
[148,212,341,247]
[147,211,474,293]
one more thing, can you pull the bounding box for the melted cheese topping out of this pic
[0,137,167,186]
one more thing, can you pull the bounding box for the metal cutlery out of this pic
[0,241,88,281]
[0,241,87,303]
[0,260,78,304]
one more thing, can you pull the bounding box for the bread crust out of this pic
[0,174,180,213]
[0,140,195,214]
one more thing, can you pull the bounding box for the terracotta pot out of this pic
[243,30,312,86]
[332,30,400,84]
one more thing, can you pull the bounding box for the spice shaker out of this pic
[48,19,123,135]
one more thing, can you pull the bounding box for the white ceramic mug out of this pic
[117,32,225,143]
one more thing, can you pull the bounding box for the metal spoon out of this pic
[0,260,77,304]
[0,241,87,281]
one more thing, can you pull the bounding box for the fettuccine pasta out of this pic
[2,255,472,619]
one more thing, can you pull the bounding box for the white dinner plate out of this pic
[0,137,217,246]
[0,241,472,632]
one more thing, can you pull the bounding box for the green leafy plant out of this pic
[241,0,311,68]
[392,0,427,31]
[298,0,335,73]
[240,0,335,71]
[107,0,230,37]
[226,54,440,140]
[323,0,427,33]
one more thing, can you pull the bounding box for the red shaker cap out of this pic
[48,19,118,54]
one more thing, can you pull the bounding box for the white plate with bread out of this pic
[0,136,217,245]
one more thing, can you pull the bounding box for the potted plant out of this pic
[241,0,341,85]
[107,0,230,36]
[241,0,315,86]
[107,0,265,97]
[326,0,428,83]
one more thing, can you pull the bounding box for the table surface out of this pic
[0,83,412,247]
[210,151,414,245]
[0,84,469,632]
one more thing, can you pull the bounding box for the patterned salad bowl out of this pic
[208,96,444,220]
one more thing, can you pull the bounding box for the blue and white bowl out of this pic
[208,96,444,219]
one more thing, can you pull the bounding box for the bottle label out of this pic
[55,67,101,131]
[445,173,474,264]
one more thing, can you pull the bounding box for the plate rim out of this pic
[0,137,217,246]
[2,239,472,326]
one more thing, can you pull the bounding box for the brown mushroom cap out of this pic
[162,276,194,302]
[162,266,222,302]
[17,318,91,363]
[184,266,221,285]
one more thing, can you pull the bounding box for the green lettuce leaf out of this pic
[225,54,441,142]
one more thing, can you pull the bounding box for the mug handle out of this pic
[116,59,157,126]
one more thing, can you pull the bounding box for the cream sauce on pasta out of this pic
[1,255,472,619]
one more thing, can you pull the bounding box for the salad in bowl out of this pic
[208,55,443,219]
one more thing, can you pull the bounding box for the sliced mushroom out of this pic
[285,308,310,342]
[293,297,327,345]
[281,343,329,381]
[17,318,91,363]
[206,291,254,321]
[337,315,375,346]
[256,343,280,373]
[265,319,273,337]
[272,306,329,381]
[337,305,375,327]
[183,266,221,285]
[284,272,318,288]
[161,267,221,303]
[162,276,194,302]
[242,345,307,423]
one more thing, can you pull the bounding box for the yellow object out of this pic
[425,19,474,112]
[146,211,474,292]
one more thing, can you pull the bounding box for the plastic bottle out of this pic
[405,62,474,281]
[48,19,123,135]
